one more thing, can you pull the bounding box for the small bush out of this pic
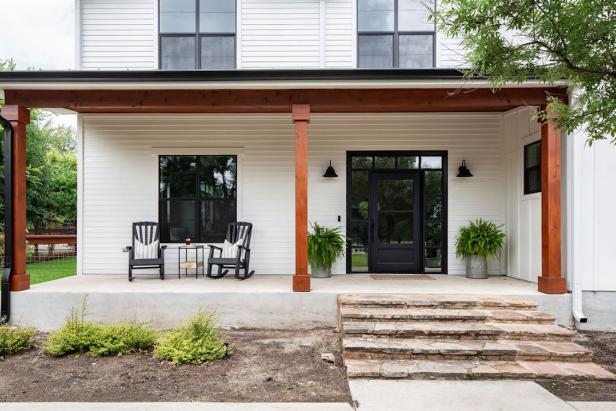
[0,325,36,359]
[154,313,227,365]
[45,307,156,357]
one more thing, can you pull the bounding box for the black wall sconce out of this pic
[457,160,473,177]
[323,161,338,178]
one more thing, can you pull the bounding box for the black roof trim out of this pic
[0,69,477,83]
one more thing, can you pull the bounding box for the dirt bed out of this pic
[0,329,351,403]
[538,331,616,402]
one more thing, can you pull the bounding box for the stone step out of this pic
[342,321,575,341]
[343,337,593,362]
[340,306,554,324]
[345,359,616,380]
[338,294,538,310]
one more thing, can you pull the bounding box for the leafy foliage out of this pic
[308,223,346,270]
[45,302,156,357]
[0,325,36,359]
[154,313,227,365]
[436,0,616,144]
[455,219,506,259]
[0,58,77,228]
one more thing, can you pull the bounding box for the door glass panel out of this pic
[376,178,414,244]
[421,156,442,169]
[351,171,370,220]
[351,221,369,272]
[375,156,396,169]
[398,156,419,169]
[352,156,373,169]
[424,170,443,272]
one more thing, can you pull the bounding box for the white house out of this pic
[0,0,615,331]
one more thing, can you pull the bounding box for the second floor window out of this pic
[159,0,236,70]
[358,0,435,68]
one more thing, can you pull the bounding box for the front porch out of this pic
[11,274,572,331]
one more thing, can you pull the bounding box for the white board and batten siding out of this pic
[78,0,158,70]
[78,112,507,276]
[77,0,464,70]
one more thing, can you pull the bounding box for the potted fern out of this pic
[308,223,345,278]
[455,218,506,279]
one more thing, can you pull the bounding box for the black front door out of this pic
[369,171,421,273]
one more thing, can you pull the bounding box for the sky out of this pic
[0,0,77,127]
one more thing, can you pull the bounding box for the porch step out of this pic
[345,359,616,380]
[339,306,555,324]
[338,294,538,310]
[338,294,615,381]
[343,337,593,362]
[342,321,575,341]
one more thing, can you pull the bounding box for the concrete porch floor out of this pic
[9,274,572,331]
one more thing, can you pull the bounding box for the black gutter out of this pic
[0,68,473,83]
[0,115,13,324]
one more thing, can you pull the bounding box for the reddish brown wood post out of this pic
[1,105,30,291]
[538,119,566,294]
[292,104,311,292]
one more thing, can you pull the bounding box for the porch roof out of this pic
[0,70,567,114]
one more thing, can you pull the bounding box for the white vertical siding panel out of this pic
[79,0,157,70]
[324,0,355,68]
[504,107,542,283]
[239,0,322,68]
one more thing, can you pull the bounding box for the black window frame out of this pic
[523,141,541,195]
[158,0,237,70]
[357,0,437,68]
[158,154,238,243]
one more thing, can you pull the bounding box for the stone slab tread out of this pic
[343,337,592,361]
[339,307,554,324]
[338,294,538,309]
[342,321,575,341]
[345,359,616,380]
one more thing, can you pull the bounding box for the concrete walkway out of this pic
[349,380,576,411]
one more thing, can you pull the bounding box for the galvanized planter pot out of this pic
[466,255,488,279]
[310,265,332,278]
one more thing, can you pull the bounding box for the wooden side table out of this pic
[177,245,205,278]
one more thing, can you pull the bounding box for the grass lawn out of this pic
[27,256,76,284]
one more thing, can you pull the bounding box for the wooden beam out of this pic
[1,105,30,291]
[4,88,567,113]
[292,104,310,292]
[538,120,566,294]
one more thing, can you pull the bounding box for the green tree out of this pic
[0,58,77,228]
[437,0,616,143]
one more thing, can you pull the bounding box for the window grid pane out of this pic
[201,36,236,69]
[398,0,433,31]
[358,35,394,68]
[160,0,196,33]
[160,36,196,70]
[358,0,395,32]
[399,34,434,68]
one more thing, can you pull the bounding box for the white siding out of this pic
[79,0,157,70]
[503,107,542,283]
[239,0,322,68]
[79,112,506,276]
[324,0,355,68]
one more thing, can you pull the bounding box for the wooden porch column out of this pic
[538,119,566,294]
[1,105,30,291]
[292,104,310,292]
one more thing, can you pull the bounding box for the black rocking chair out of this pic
[207,222,255,280]
[124,221,167,281]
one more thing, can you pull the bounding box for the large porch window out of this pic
[159,155,237,243]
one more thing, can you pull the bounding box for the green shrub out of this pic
[455,218,506,259]
[154,313,227,365]
[45,307,156,357]
[0,325,36,359]
[308,223,346,270]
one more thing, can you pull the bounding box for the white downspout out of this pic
[568,92,588,324]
